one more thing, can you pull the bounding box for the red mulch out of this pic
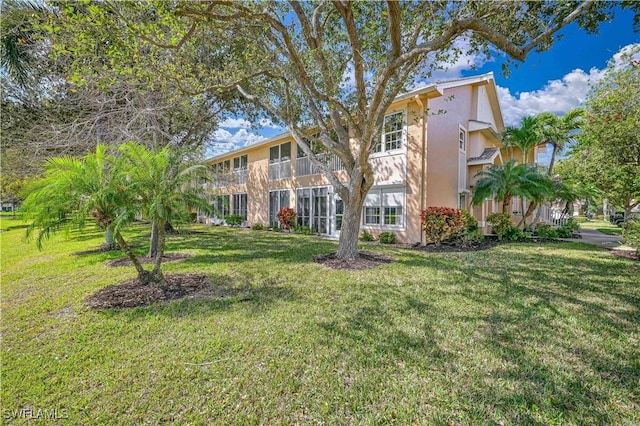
[85,273,210,309]
[105,252,193,267]
[610,249,639,261]
[313,250,395,270]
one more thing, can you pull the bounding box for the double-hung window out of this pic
[362,188,404,227]
[373,111,404,154]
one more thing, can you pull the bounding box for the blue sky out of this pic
[211,8,639,157]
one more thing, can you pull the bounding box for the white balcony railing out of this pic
[295,153,344,176]
[232,169,248,185]
[269,160,291,180]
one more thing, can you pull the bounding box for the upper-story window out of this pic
[373,111,404,154]
[211,160,231,187]
[233,155,248,185]
[269,142,292,180]
[459,126,466,152]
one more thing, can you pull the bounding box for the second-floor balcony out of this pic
[269,160,292,180]
[232,169,248,185]
[296,153,344,177]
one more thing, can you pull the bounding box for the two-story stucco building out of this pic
[205,72,520,244]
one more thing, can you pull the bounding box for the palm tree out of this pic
[471,160,553,227]
[118,142,211,287]
[502,116,544,164]
[536,109,584,175]
[0,0,51,86]
[21,142,211,288]
[21,144,132,250]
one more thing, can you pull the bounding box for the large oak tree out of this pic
[56,1,617,259]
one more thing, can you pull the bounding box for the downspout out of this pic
[415,95,426,245]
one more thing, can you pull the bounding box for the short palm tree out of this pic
[471,160,553,226]
[118,142,211,287]
[21,144,132,250]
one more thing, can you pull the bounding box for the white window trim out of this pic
[371,110,407,157]
[361,186,406,231]
[459,125,467,153]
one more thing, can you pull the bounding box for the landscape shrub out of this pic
[251,223,265,231]
[421,207,464,245]
[504,226,524,241]
[360,230,375,241]
[459,209,478,232]
[535,223,558,238]
[294,225,314,235]
[457,229,484,247]
[379,232,396,244]
[224,214,243,227]
[277,208,296,231]
[622,218,640,254]
[556,227,573,238]
[486,213,513,240]
[564,217,580,232]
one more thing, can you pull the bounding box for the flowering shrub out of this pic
[277,207,296,230]
[420,207,464,245]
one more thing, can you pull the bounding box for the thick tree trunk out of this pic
[336,197,365,259]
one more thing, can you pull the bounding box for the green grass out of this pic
[578,218,623,236]
[2,223,639,424]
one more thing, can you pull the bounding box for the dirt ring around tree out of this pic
[313,250,395,270]
[85,273,211,309]
[105,252,194,267]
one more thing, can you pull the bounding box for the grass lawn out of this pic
[2,219,639,424]
[578,218,623,236]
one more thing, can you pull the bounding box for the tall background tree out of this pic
[561,46,640,217]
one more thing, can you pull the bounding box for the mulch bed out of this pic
[313,250,395,270]
[610,249,639,261]
[105,252,193,267]
[415,239,501,253]
[85,273,210,309]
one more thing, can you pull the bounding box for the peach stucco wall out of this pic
[424,85,472,209]
[206,77,505,243]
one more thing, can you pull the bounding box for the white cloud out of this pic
[497,43,640,127]
[219,117,253,129]
[497,68,603,127]
[207,128,267,157]
[219,116,283,130]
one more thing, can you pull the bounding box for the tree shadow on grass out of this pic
[165,228,339,265]
[314,242,639,423]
